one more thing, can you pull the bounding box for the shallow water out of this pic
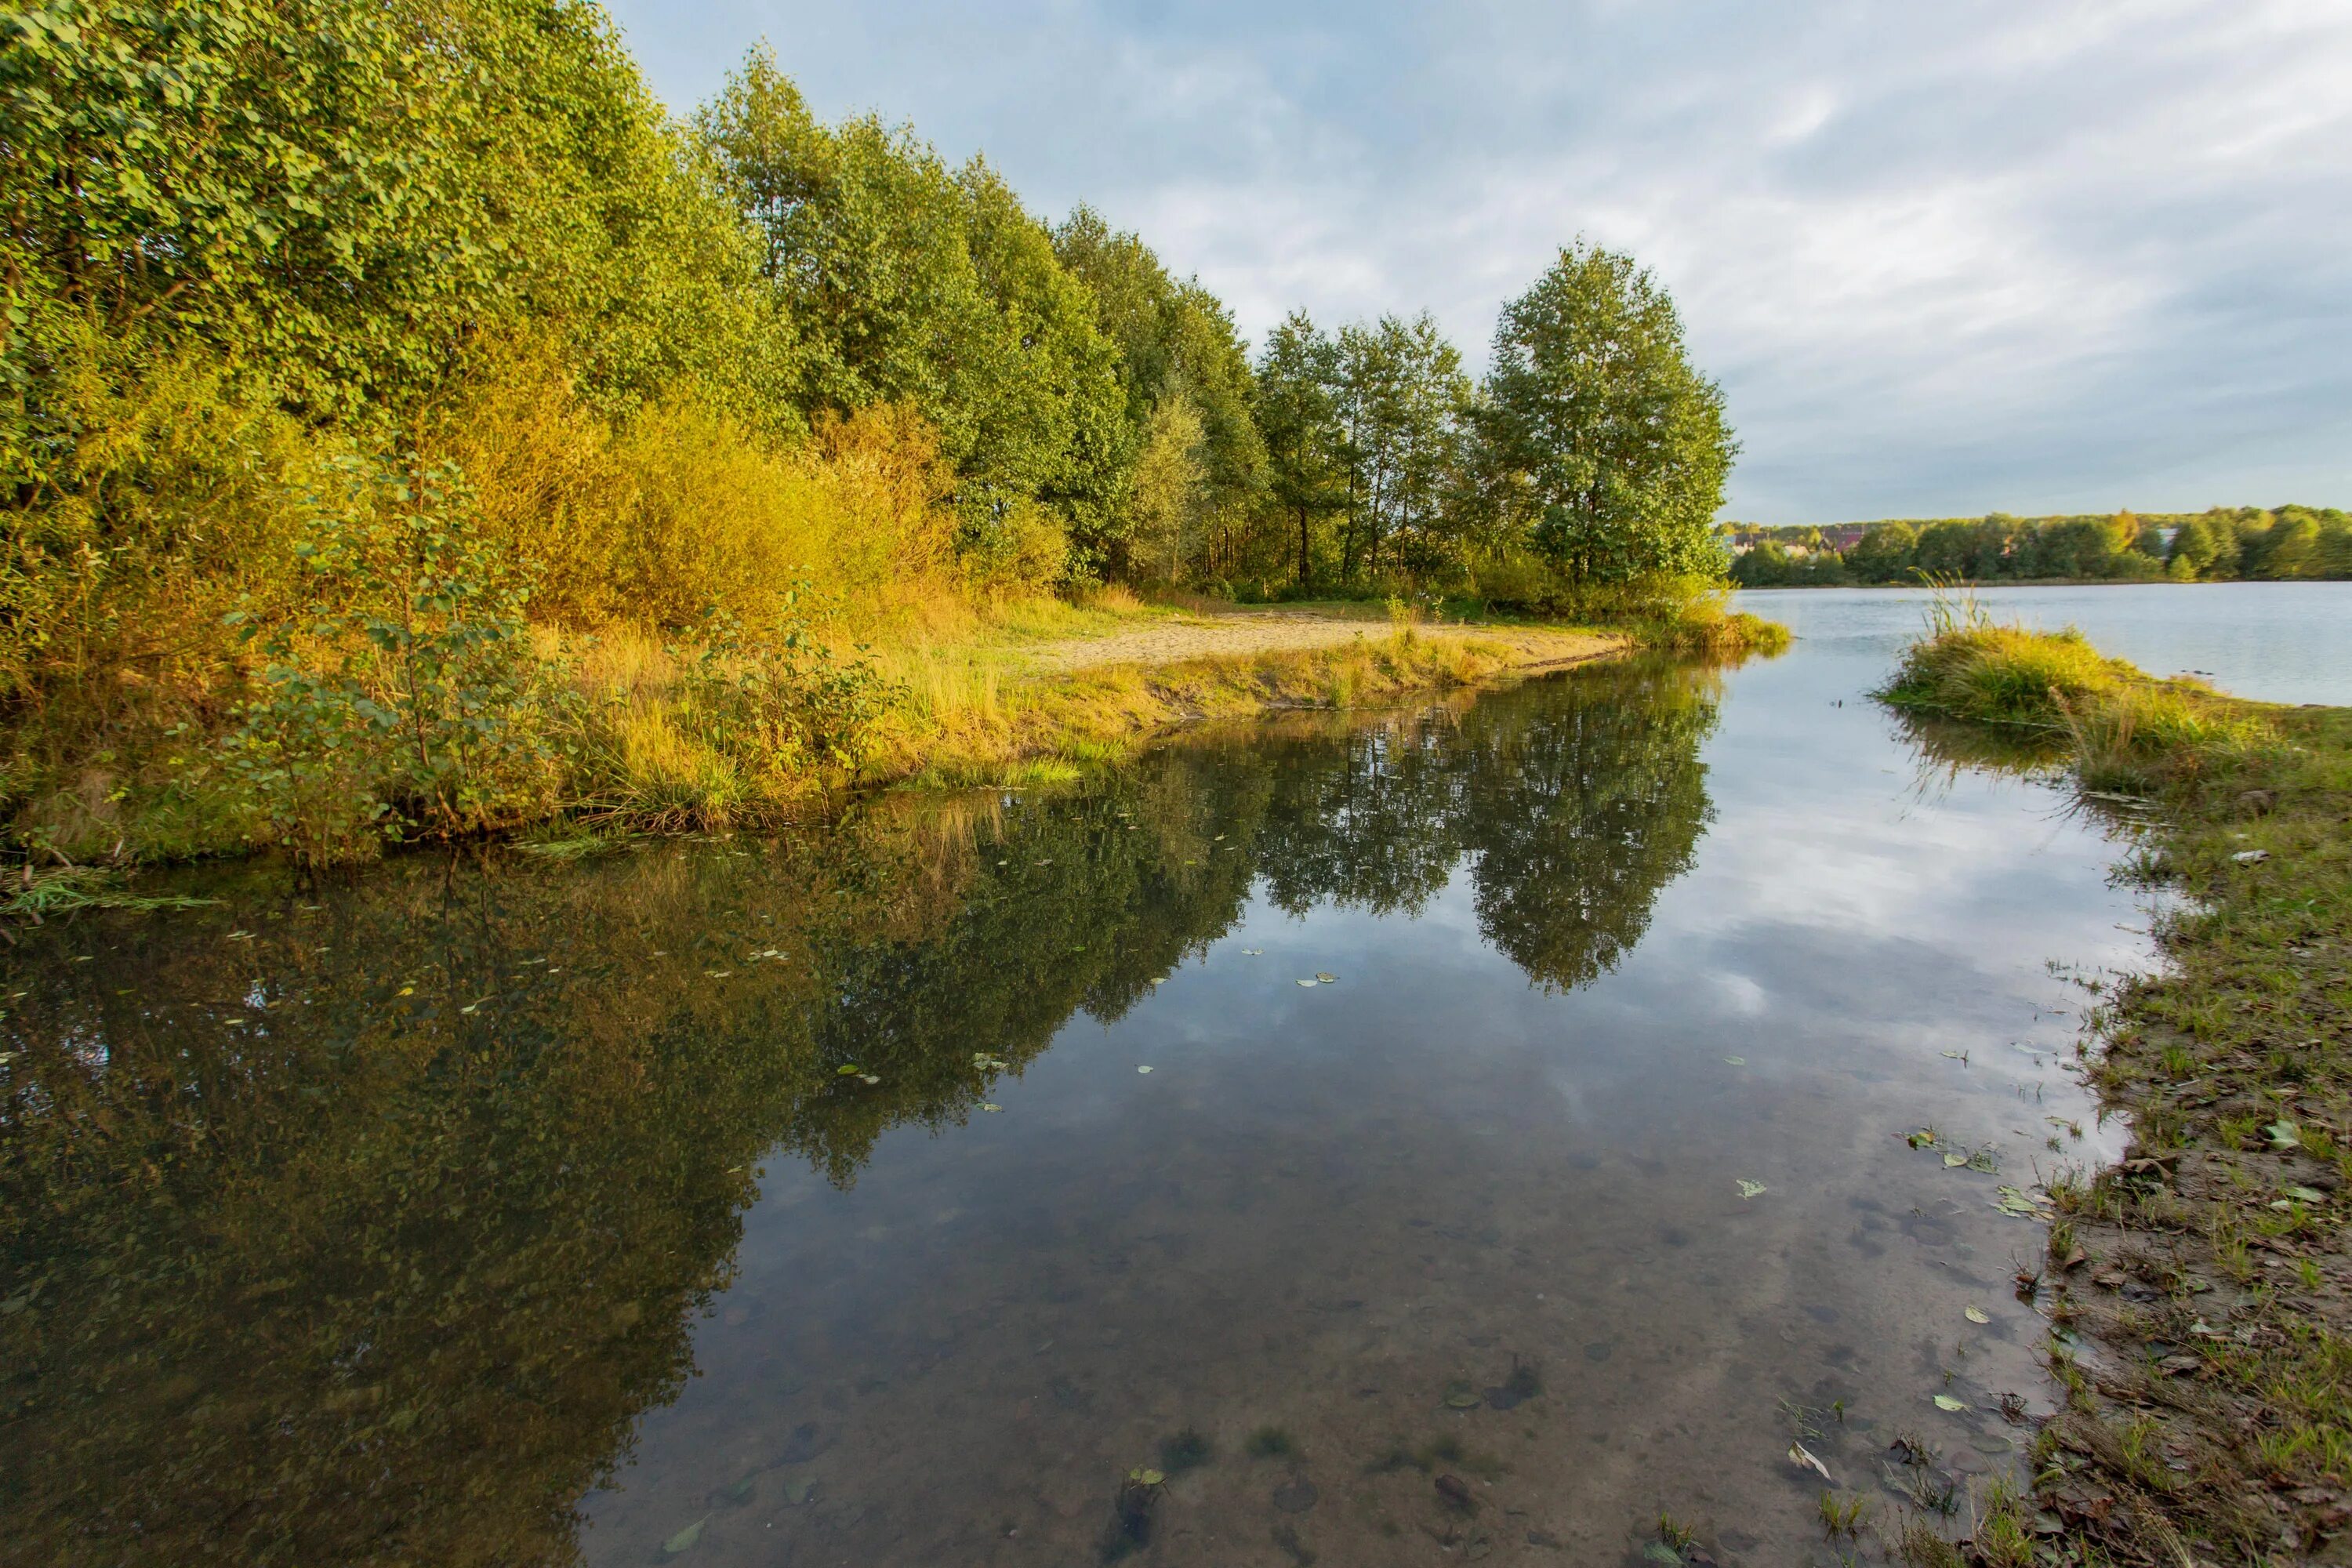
[2,627,2179,1566]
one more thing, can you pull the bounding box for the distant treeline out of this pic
[1723,507,2352,587]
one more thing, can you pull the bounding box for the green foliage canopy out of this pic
[1481,241,1737,583]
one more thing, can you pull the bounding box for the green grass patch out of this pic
[1884,615,2352,1566]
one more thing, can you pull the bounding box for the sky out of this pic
[601,0,2352,524]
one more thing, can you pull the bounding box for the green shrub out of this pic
[220,459,562,862]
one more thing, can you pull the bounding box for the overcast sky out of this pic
[603,1,2352,524]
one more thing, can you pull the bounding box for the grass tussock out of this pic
[1884,611,2352,1568]
[1882,597,2272,793]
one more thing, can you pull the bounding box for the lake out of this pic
[1737,581,2352,706]
[8,584,2339,1566]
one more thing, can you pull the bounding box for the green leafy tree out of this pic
[2166,514,2223,579]
[1480,241,1736,581]
[1845,521,1918,582]
[1127,387,1209,582]
[694,50,1125,561]
[1051,205,1267,576]
[1254,311,1348,589]
[0,0,744,441]
[1334,314,1472,580]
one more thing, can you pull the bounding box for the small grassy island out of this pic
[1885,609,2351,1566]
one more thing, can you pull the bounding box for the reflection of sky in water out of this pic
[581,642,2149,1566]
[21,590,2303,1566]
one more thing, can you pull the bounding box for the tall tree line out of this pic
[1249,245,1733,597]
[2,2,1738,739]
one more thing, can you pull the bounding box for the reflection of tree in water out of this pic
[1248,659,1719,989]
[1456,663,1719,989]
[0,659,1719,1566]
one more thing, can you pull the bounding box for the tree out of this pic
[0,0,757,445]
[1127,389,1208,582]
[1327,314,1472,582]
[1846,522,1918,582]
[1479,241,1736,581]
[1254,312,1348,589]
[1051,206,1267,578]
[694,51,1127,561]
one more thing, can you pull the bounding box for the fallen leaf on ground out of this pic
[1788,1441,1832,1482]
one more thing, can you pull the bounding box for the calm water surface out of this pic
[10,600,2260,1566]
[1740,581,2352,705]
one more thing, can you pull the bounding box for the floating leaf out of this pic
[1315,972,1337,984]
[837,1065,859,1076]
[1933,1394,1968,1412]
[1906,1128,1938,1149]
[1944,1153,1969,1167]
[1788,1440,1832,1483]
[1992,1185,2049,1218]
[1128,1467,1166,1486]
[1940,1051,1964,1059]
[1296,978,1319,988]
[980,1103,1003,1112]
[1136,1065,1152,1074]
[1722,1055,1745,1066]
[1443,1381,1483,1409]
[1737,1179,1767,1200]
[662,1515,709,1556]
[704,970,731,979]
[858,1074,880,1085]
[1149,976,1167,985]
[1964,1306,1990,1325]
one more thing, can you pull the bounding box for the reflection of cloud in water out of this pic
[1710,969,1769,1018]
[0,649,2138,1568]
